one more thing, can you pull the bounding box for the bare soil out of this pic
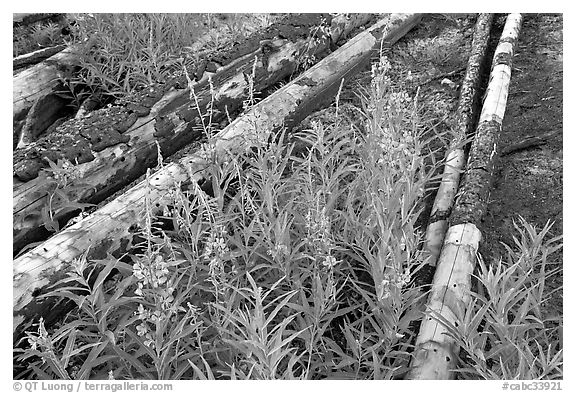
[480,14,563,318]
[12,14,564,376]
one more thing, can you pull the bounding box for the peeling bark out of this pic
[13,13,422,339]
[424,13,494,267]
[13,47,79,122]
[13,44,67,70]
[13,13,65,26]
[450,13,523,226]
[13,13,376,253]
[408,13,523,380]
[17,93,70,149]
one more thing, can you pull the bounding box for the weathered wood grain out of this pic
[407,13,523,380]
[423,13,494,267]
[13,13,422,339]
[13,14,375,253]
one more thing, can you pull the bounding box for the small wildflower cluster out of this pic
[47,158,82,189]
[374,124,416,168]
[304,204,331,254]
[365,56,422,189]
[202,224,234,294]
[26,318,52,354]
[135,305,157,348]
[24,317,77,378]
[133,252,170,293]
[304,196,340,304]
[377,269,412,302]
[386,90,412,119]
[369,56,393,102]
[267,243,289,261]
[322,254,340,269]
[197,142,216,162]
[132,252,179,349]
[369,58,413,126]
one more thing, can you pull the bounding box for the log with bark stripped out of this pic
[13,44,68,70]
[424,14,494,267]
[13,14,375,253]
[13,46,79,122]
[407,13,523,380]
[13,13,423,339]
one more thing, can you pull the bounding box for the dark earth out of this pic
[12,13,563,376]
[298,13,564,366]
[479,14,563,322]
[15,13,563,321]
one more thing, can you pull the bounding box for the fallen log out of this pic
[407,13,523,380]
[13,13,423,339]
[423,13,494,268]
[13,44,67,70]
[13,13,65,26]
[13,46,79,122]
[13,13,375,253]
[17,93,71,149]
[12,13,283,147]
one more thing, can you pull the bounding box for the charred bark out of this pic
[13,14,422,340]
[13,13,376,253]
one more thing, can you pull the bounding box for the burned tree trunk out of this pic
[13,14,375,253]
[13,45,68,70]
[407,13,523,380]
[13,13,65,26]
[423,13,494,267]
[13,47,79,122]
[13,14,423,339]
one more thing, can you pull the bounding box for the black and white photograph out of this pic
[10,8,564,385]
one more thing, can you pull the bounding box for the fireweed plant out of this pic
[13,20,64,57]
[15,56,562,379]
[58,13,277,104]
[446,218,563,380]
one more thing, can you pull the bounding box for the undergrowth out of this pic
[14,54,562,380]
[450,218,563,380]
[57,13,276,106]
[13,17,66,57]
